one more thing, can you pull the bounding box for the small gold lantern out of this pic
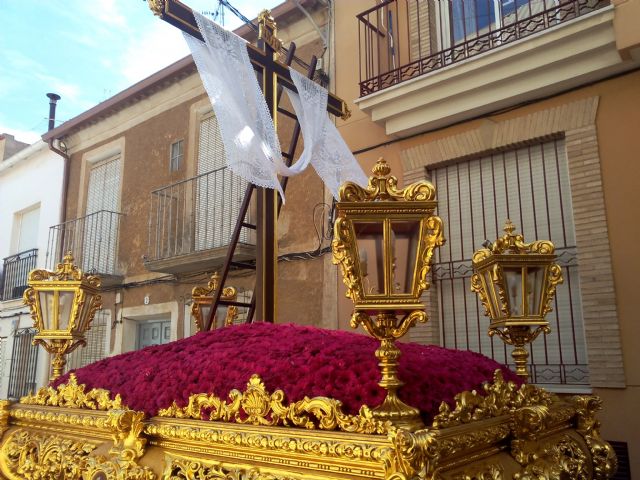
[332,158,445,431]
[191,272,239,332]
[471,220,563,381]
[23,252,102,380]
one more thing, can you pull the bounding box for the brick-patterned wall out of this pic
[408,1,433,62]
[400,97,625,388]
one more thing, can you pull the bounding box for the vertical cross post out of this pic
[255,11,281,323]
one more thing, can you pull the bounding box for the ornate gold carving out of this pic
[0,429,97,480]
[332,216,361,302]
[158,374,390,435]
[148,0,166,17]
[162,456,299,480]
[513,435,590,480]
[0,400,10,440]
[258,10,282,52]
[472,219,555,262]
[382,428,438,480]
[431,370,553,429]
[82,409,156,479]
[572,395,618,480]
[452,463,504,480]
[191,272,239,331]
[21,373,123,410]
[339,158,436,203]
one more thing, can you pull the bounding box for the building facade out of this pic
[332,0,640,475]
[40,0,337,373]
[0,139,65,399]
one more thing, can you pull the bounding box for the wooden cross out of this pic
[149,0,351,323]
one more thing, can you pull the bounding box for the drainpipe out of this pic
[45,93,70,262]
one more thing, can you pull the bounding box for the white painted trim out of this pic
[117,301,179,354]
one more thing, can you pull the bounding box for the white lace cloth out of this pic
[285,69,367,198]
[185,13,367,201]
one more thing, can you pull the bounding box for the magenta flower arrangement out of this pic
[54,323,521,422]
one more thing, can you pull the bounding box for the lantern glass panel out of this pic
[77,292,93,333]
[38,290,55,330]
[526,266,545,316]
[353,221,385,295]
[481,270,498,319]
[198,301,212,330]
[390,221,420,295]
[504,267,524,316]
[58,290,75,331]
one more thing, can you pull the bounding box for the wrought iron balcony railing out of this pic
[46,210,123,276]
[0,248,38,301]
[146,166,254,269]
[357,0,609,96]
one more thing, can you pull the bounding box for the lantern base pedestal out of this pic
[372,394,424,431]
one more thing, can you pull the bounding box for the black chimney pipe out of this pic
[46,93,61,132]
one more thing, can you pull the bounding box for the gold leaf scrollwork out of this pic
[162,456,301,480]
[470,273,491,317]
[82,409,156,480]
[416,215,445,293]
[332,217,361,302]
[513,435,590,480]
[148,0,166,16]
[0,429,96,480]
[338,158,436,203]
[158,374,390,435]
[452,463,504,480]
[572,395,618,480]
[21,373,123,410]
[431,370,554,429]
[541,263,563,316]
[382,429,438,480]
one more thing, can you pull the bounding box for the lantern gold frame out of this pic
[332,158,445,431]
[191,272,239,332]
[471,220,563,381]
[23,253,102,380]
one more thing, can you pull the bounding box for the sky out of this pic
[0,0,279,144]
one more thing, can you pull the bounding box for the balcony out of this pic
[354,0,630,135]
[144,166,255,275]
[0,248,38,301]
[46,210,124,284]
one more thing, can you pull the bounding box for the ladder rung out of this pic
[242,222,257,230]
[230,261,256,270]
[277,107,296,120]
[218,300,252,308]
[281,151,293,160]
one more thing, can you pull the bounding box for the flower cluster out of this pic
[54,323,521,421]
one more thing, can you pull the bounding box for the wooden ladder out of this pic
[204,44,319,330]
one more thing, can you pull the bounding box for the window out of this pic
[194,112,249,250]
[66,310,109,370]
[83,156,121,274]
[451,0,557,43]
[170,140,183,172]
[429,138,589,386]
[12,205,39,254]
[7,328,39,399]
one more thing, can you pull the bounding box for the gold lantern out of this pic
[332,158,445,431]
[23,252,102,380]
[471,220,563,381]
[191,272,239,332]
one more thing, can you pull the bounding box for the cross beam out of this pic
[149,0,350,119]
[149,0,350,323]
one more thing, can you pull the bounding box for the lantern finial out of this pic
[503,219,515,235]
